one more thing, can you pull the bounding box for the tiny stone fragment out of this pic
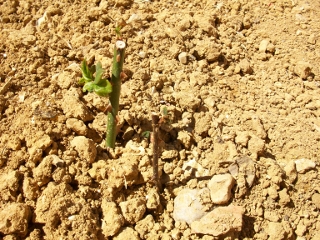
[178,52,188,64]
[294,61,312,79]
[284,161,297,183]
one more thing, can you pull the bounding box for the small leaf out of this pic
[141,131,150,138]
[93,62,105,85]
[80,59,93,83]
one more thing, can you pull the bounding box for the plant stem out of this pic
[106,40,126,148]
[152,113,162,192]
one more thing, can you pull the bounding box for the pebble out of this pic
[259,39,270,52]
[32,155,58,186]
[295,158,316,173]
[119,198,146,224]
[178,52,188,64]
[70,136,97,163]
[284,160,297,183]
[238,58,253,74]
[66,118,88,136]
[208,174,235,204]
[191,205,244,236]
[146,188,160,210]
[173,188,209,224]
[61,88,94,122]
[294,61,312,79]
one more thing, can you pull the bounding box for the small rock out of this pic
[135,215,155,238]
[146,188,160,210]
[235,131,250,147]
[295,158,316,173]
[70,136,97,163]
[32,155,58,186]
[22,177,40,200]
[101,200,124,237]
[182,159,210,178]
[191,205,244,236]
[66,118,88,136]
[294,61,312,79]
[119,198,146,224]
[177,130,193,149]
[0,203,31,237]
[284,161,297,183]
[279,189,291,205]
[83,92,110,112]
[228,156,256,188]
[114,227,140,240]
[308,34,316,44]
[267,186,279,200]
[61,88,94,122]
[311,193,320,209]
[238,58,253,74]
[57,71,75,89]
[0,171,20,201]
[248,135,265,159]
[295,220,307,236]
[173,188,210,224]
[178,52,188,64]
[267,222,287,240]
[162,149,179,159]
[259,39,270,52]
[208,174,235,204]
[88,160,108,181]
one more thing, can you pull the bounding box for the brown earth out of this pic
[0,0,320,239]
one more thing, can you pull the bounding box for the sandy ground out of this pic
[0,0,320,239]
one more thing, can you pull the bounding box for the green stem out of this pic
[106,40,126,148]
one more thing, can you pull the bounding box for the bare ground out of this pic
[0,0,320,239]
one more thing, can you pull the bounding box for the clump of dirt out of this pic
[1,0,320,239]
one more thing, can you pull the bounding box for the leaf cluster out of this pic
[79,59,112,97]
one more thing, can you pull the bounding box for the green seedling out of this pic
[79,60,112,97]
[80,32,126,148]
[141,131,151,138]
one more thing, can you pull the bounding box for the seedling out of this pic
[80,29,126,148]
[79,60,112,97]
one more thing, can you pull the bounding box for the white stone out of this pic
[208,174,235,204]
[295,158,316,173]
[259,39,270,52]
[178,52,188,64]
[173,188,209,224]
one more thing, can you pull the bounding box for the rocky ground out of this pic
[0,0,320,239]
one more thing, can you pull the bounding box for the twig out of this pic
[151,113,162,192]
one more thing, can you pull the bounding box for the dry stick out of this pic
[106,40,126,148]
[151,113,162,192]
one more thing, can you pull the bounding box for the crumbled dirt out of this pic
[1,0,320,239]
